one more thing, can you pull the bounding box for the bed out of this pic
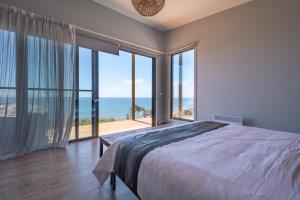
[93,121,300,200]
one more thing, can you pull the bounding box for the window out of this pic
[69,48,156,141]
[69,47,93,140]
[98,51,132,122]
[0,27,76,147]
[171,49,195,121]
[135,54,153,124]
[0,29,16,130]
[98,51,155,135]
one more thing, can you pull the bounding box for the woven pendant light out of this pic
[132,0,165,16]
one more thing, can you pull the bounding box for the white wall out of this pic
[165,0,300,133]
[0,0,165,51]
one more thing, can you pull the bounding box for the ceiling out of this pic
[93,0,253,32]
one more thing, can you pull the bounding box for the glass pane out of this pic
[0,89,16,151]
[172,54,180,118]
[78,91,92,139]
[27,35,61,89]
[99,51,156,135]
[0,29,16,88]
[172,49,194,120]
[98,51,132,120]
[0,30,16,145]
[64,44,75,90]
[135,55,152,124]
[0,89,16,117]
[79,47,92,90]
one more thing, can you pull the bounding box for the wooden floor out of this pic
[0,139,138,200]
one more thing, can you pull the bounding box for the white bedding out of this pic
[93,124,300,200]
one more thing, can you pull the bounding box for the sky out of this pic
[79,48,152,98]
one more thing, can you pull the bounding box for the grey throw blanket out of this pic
[114,121,227,196]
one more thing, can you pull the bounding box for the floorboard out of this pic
[0,139,138,200]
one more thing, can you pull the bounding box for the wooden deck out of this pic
[69,118,152,140]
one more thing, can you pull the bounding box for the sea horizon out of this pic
[79,97,193,121]
[0,96,193,121]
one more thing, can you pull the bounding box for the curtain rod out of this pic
[75,25,166,56]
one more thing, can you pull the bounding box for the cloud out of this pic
[105,86,130,91]
[125,80,131,85]
[125,78,144,85]
[136,79,144,84]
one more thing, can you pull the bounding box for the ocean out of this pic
[0,96,193,120]
[79,97,193,120]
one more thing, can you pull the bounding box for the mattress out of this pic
[94,122,300,200]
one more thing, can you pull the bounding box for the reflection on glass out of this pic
[135,55,152,124]
[0,29,16,88]
[172,49,194,120]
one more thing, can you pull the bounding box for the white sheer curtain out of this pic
[0,4,76,160]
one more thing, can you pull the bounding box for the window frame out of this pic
[170,47,197,122]
[69,46,95,142]
[120,50,156,126]
[69,47,157,142]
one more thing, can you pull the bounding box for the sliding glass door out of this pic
[171,49,195,121]
[70,48,156,141]
[135,54,153,125]
[70,47,94,140]
[78,47,93,139]
[98,51,132,134]
[98,51,155,136]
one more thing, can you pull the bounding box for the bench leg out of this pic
[110,172,116,190]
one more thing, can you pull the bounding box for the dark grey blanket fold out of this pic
[114,121,227,196]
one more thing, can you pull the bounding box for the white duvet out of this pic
[93,124,300,200]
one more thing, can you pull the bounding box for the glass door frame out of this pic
[70,47,156,142]
[70,47,98,142]
[170,47,197,122]
[124,50,156,127]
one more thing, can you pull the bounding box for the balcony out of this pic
[69,118,152,140]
